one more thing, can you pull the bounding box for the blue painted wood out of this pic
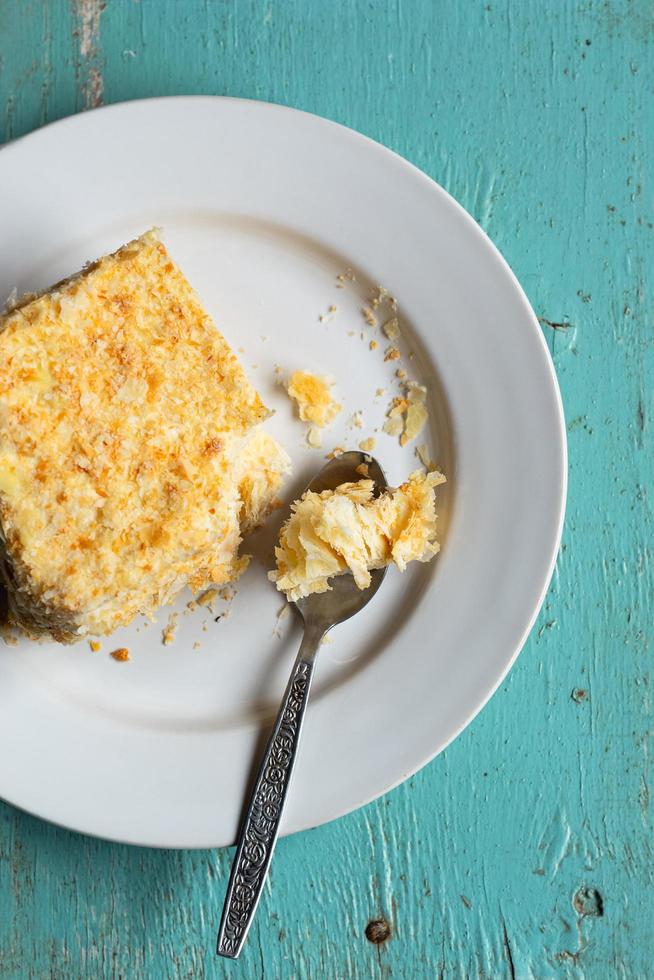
[0,0,652,976]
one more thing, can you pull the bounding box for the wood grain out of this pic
[0,0,652,976]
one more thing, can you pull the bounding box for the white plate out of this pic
[0,98,566,848]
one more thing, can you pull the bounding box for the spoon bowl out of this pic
[295,451,388,630]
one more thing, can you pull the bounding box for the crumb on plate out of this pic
[197,587,220,610]
[307,426,322,449]
[369,286,388,310]
[416,444,438,472]
[287,371,341,428]
[382,384,428,446]
[336,268,356,285]
[382,317,401,341]
[401,383,428,446]
[319,304,338,324]
[162,611,178,646]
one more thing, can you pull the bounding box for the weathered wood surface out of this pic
[0,1,652,976]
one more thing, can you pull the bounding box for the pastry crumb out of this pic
[368,286,388,310]
[369,339,378,350]
[382,317,401,341]
[416,444,437,471]
[401,383,428,446]
[327,446,345,459]
[383,397,408,437]
[355,463,369,477]
[197,588,220,610]
[287,371,341,429]
[319,304,338,324]
[110,647,130,662]
[336,268,356,284]
[384,347,401,362]
[362,307,377,327]
[89,640,101,652]
[162,612,178,646]
[396,368,407,380]
[193,641,201,650]
[375,387,386,398]
[349,411,364,430]
[307,426,322,448]
[359,437,376,452]
[383,385,428,446]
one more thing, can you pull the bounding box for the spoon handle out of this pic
[217,621,324,958]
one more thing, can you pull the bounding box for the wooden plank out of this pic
[0,0,652,975]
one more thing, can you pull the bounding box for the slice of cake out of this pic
[0,230,289,641]
[270,469,445,601]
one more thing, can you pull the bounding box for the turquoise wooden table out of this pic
[1,1,652,977]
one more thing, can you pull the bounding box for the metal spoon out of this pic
[217,451,388,958]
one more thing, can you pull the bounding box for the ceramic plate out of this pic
[0,97,566,847]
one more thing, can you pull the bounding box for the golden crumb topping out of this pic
[270,469,446,601]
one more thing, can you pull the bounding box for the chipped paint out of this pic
[72,0,105,109]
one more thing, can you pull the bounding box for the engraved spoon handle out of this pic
[217,619,324,959]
